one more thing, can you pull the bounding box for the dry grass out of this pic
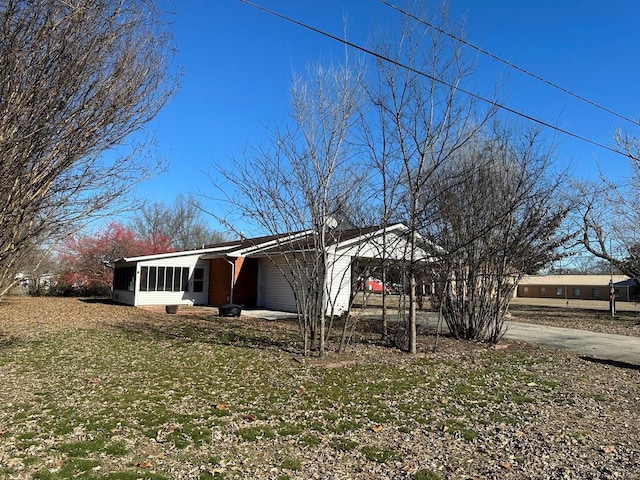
[0,296,638,479]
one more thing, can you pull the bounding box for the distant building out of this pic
[516,275,638,302]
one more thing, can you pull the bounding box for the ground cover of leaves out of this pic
[0,297,638,480]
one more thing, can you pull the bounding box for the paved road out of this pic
[504,321,640,367]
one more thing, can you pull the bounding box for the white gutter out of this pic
[224,257,235,304]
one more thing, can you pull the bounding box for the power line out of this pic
[240,0,628,159]
[381,0,640,128]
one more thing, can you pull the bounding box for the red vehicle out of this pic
[367,277,385,293]
[357,277,393,294]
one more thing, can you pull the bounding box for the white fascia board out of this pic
[332,223,409,253]
[334,234,435,263]
[227,230,315,257]
[120,244,238,263]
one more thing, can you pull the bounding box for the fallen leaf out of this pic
[215,403,227,411]
[297,386,306,395]
[155,424,180,442]
[602,445,617,455]
[371,424,383,433]
[500,462,513,471]
[241,413,257,422]
[136,461,154,469]
[7,458,23,469]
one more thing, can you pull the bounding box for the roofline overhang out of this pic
[115,244,240,264]
[226,229,315,257]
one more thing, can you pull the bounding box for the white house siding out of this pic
[258,257,298,312]
[112,289,135,305]
[134,255,209,306]
[326,253,351,315]
[258,254,351,315]
[336,231,423,261]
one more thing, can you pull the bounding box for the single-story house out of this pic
[112,223,430,313]
[516,274,639,302]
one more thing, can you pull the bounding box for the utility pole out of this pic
[609,238,615,317]
[609,278,616,317]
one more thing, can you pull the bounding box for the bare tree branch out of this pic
[0,0,178,292]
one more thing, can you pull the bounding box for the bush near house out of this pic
[53,222,174,296]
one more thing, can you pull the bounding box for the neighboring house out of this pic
[112,223,431,313]
[14,272,56,292]
[516,274,639,302]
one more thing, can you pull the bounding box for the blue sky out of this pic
[129,0,640,232]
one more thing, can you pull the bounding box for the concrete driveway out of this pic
[415,312,640,367]
[504,321,640,367]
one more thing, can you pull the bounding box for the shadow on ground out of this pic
[112,312,304,354]
[580,356,640,372]
[0,331,17,349]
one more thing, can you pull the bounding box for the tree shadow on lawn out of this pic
[110,309,423,357]
[112,313,305,354]
[0,330,17,349]
[79,297,115,305]
[580,356,640,372]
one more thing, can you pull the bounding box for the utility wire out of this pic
[240,0,628,158]
[381,0,640,128]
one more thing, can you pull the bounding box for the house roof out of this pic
[215,225,402,257]
[519,274,632,287]
[114,223,428,265]
[114,244,236,264]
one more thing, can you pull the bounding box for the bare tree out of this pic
[425,127,570,343]
[364,1,495,352]
[575,132,640,280]
[130,194,226,251]
[0,0,177,295]
[213,63,365,357]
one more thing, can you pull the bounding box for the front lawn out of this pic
[0,297,638,479]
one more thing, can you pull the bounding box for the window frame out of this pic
[114,266,136,291]
[139,266,194,293]
[193,267,204,293]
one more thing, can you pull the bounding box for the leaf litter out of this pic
[0,296,638,479]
